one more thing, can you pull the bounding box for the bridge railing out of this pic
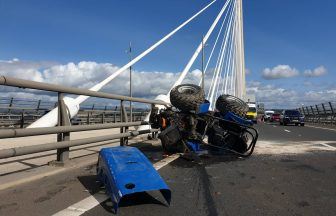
[0,76,167,164]
[298,102,336,126]
[0,96,149,128]
[0,109,148,128]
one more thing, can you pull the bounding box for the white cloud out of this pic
[0,58,57,82]
[246,81,336,109]
[262,65,328,80]
[0,59,210,102]
[262,65,299,80]
[1,59,334,109]
[303,66,327,77]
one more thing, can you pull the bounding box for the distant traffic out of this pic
[246,106,305,127]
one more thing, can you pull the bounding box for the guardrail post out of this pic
[310,106,315,123]
[330,102,335,125]
[36,99,41,112]
[301,107,306,115]
[86,112,90,125]
[305,107,310,121]
[20,112,24,128]
[101,112,105,124]
[151,104,158,139]
[119,100,129,146]
[321,103,327,124]
[8,97,14,113]
[315,105,321,124]
[56,93,71,164]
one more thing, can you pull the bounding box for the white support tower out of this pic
[234,0,246,99]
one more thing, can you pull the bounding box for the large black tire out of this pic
[215,94,249,117]
[224,134,248,154]
[170,84,205,112]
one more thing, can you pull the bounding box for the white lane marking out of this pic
[53,193,109,216]
[284,129,291,133]
[52,154,180,216]
[320,143,336,150]
[153,154,181,170]
[255,140,336,155]
[272,125,277,128]
[306,125,336,132]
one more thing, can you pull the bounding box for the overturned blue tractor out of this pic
[151,84,258,157]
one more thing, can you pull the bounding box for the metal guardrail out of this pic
[0,110,148,128]
[298,102,336,126]
[0,76,167,164]
[0,76,167,105]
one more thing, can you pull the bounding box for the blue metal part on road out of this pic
[96,146,171,213]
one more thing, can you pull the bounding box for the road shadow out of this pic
[129,141,165,163]
[100,192,167,214]
[78,174,102,195]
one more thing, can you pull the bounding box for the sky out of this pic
[0,0,335,109]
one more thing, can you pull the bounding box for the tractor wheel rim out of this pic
[177,85,197,94]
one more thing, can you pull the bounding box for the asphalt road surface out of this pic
[0,122,335,216]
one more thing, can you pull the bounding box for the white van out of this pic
[264,110,274,121]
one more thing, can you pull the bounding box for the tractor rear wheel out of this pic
[170,84,205,112]
[215,94,249,117]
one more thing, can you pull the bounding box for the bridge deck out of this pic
[0,123,335,216]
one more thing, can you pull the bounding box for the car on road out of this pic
[264,110,274,121]
[280,110,304,126]
[270,113,280,122]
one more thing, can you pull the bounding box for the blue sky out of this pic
[0,0,335,108]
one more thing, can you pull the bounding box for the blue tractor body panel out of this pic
[197,101,210,114]
[223,111,253,126]
[97,146,171,212]
[186,141,202,152]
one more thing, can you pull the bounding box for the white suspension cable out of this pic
[223,15,236,94]
[223,34,232,94]
[169,0,232,93]
[219,22,234,95]
[208,0,235,109]
[74,0,218,104]
[229,3,237,96]
[207,1,234,99]
[214,62,223,101]
[214,40,228,103]
[215,24,233,100]
[218,50,227,95]
[198,0,233,86]
[231,36,237,95]
[207,0,235,99]
[207,24,227,99]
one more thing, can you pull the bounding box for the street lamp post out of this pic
[128,42,133,122]
[201,36,205,90]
